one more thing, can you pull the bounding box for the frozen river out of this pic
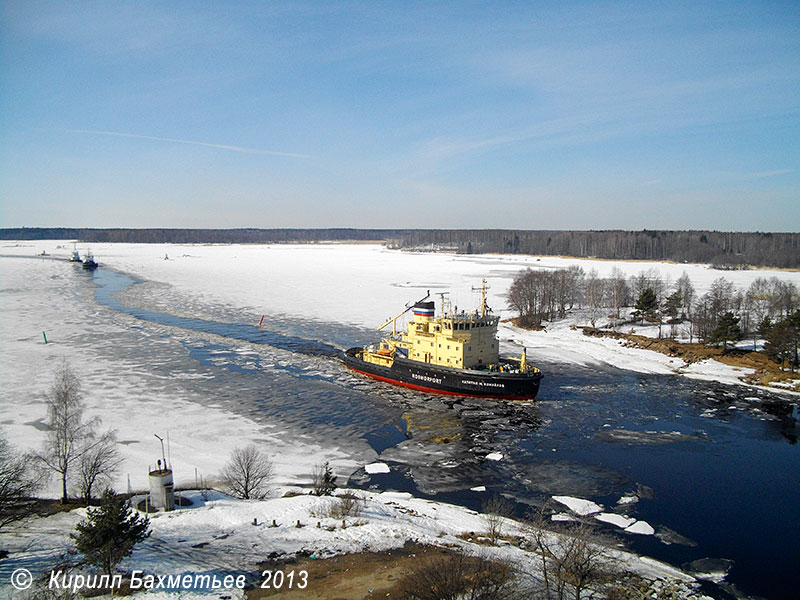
[95,267,798,600]
[2,244,798,599]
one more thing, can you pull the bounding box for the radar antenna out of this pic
[436,292,451,316]
[471,279,491,317]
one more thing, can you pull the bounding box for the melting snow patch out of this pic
[365,462,390,474]
[595,513,636,529]
[380,491,412,500]
[552,495,603,516]
[485,452,503,461]
[625,520,655,535]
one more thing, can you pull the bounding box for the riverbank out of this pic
[580,327,800,393]
[1,489,711,600]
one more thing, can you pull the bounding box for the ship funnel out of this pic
[412,301,435,321]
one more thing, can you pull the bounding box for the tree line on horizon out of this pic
[1,227,798,268]
[392,229,800,269]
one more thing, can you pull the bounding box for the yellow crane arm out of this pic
[377,290,430,331]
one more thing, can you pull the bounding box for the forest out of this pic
[391,230,800,269]
[507,265,800,369]
[1,228,798,268]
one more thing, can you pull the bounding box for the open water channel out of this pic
[91,267,799,600]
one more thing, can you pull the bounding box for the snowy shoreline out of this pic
[2,488,710,600]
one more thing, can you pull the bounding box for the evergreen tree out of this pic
[663,290,683,338]
[311,461,337,496]
[764,311,800,371]
[709,312,741,352]
[72,488,150,575]
[634,288,658,323]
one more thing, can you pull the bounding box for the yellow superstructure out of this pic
[362,280,506,370]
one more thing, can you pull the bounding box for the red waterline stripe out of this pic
[345,365,532,400]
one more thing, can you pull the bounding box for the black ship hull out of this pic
[343,348,542,400]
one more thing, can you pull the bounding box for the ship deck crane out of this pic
[378,290,430,336]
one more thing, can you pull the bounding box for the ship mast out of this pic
[437,292,451,317]
[471,279,490,317]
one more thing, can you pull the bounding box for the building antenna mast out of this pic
[154,434,167,470]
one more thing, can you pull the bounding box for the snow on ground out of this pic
[678,359,756,385]
[0,489,698,599]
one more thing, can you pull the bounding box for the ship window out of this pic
[447,345,450,349]
[468,346,471,350]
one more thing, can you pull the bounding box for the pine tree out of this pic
[663,290,683,338]
[634,288,658,323]
[709,312,741,353]
[72,488,150,575]
[764,311,800,371]
[312,461,337,496]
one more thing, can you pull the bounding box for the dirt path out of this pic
[247,542,455,600]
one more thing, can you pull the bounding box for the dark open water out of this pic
[91,267,799,600]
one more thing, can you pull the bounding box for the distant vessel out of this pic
[82,250,98,270]
[343,280,542,400]
[69,242,81,263]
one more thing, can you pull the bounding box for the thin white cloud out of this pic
[749,169,793,178]
[68,129,311,159]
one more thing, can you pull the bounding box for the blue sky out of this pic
[1,1,798,230]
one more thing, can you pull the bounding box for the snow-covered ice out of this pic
[552,495,603,516]
[364,462,390,474]
[595,513,637,529]
[625,520,656,535]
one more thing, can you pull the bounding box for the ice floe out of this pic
[625,520,656,535]
[617,494,639,505]
[552,495,603,516]
[595,513,637,528]
[364,462,390,474]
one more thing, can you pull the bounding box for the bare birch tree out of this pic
[527,512,612,600]
[76,430,122,504]
[220,444,274,500]
[584,270,605,328]
[39,361,101,503]
[0,431,43,529]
